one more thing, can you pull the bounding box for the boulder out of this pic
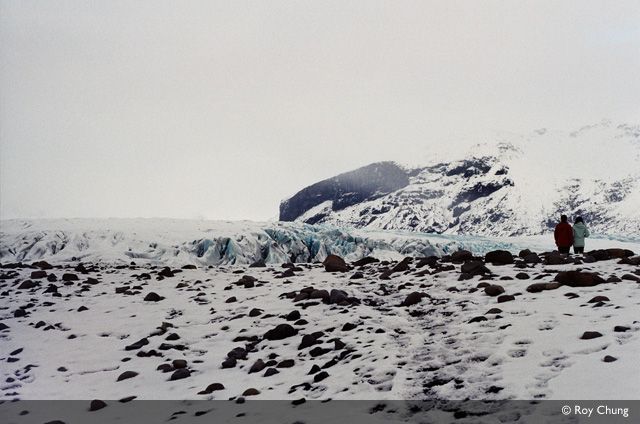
[451,250,473,262]
[580,331,603,340]
[484,284,505,297]
[400,292,427,307]
[554,271,605,287]
[461,261,491,276]
[323,255,348,272]
[352,257,379,267]
[544,252,570,265]
[329,289,348,304]
[526,282,561,293]
[264,324,297,341]
[522,253,541,264]
[485,250,514,265]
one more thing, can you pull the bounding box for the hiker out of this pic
[572,216,590,254]
[554,214,573,254]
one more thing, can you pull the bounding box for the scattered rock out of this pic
[580,331,603,340]
[264,324,298,341]
[484,285,505,297]
[249,359,266,374]
[89,400,107,411]
[526,282,561,293]
[555,271,605,287]
[170,368,191,381]
[143,292,164,302]
[400,291,427,307]
[323,255,348,272]
[198,383,225,394]
[116,371,139,382]
[497,294,515,303]
[242,388,260,396]
[485,250,514,265]
[461,261,491,276]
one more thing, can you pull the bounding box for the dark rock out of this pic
[342,322,357,331]
[221,358,237,368]
[523,253,541,264]
[277,359,295,368]
[323,255,348,272]
[30,270,47,279]
[526,282,561,293]
[497,295,515,303]
[451,250,473,262]
[299,334,321,350]
[485,308,502,314]
[225,296,237,303]
[264,324,298,341]
[116,371,139,382]
[588,296,610,303]
[390,257,412,273]
[485,250,513,265]
[33,260,53,270]
[309,289,330,301]
[484,285,505,297]
[158,267,174,278]
[172,359,187,369]
[170,368,191,381]
[125,338,149,351]
[621,274,640,282]
[248,359,266,374]
[309,347,331,357]
[249,308,263,317]
[614,326,630,332]
[242,388,260,396]
[468,316,488,323]
[461,261,491,276]
[555,271,605,287]
[286,310,301,321]
[89,400,107,411]
[580,331,603,340]
[352,256,379,267]
[62,273,79,282]
[17,280,38,290]
[143,292,164,302]
[400,291,427,307]
[515,272,530,280]
[249,259,267,268]
[545,252,570,265]
[263,367,279,377]
[227,347,248,360]
[313,371,330,382]
[329,289,348,304]
[198,383,225,394]
[603,355,618,362]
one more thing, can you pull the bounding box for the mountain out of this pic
[279,121,640,236]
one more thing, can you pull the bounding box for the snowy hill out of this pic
[280,121,640,236]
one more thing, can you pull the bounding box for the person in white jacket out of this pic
[572,216,590,254]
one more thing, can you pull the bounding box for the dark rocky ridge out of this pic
[279,162,410,223]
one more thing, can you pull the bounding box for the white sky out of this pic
[1,0,639,221]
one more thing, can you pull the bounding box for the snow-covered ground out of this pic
[1,219,639,422]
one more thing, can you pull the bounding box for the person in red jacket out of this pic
[554,214,574,254]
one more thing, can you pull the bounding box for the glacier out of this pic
[1,218,639,266]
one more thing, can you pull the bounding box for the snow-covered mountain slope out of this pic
[280,121,640,236]
[2,219,639,267]
[2,246,640,410]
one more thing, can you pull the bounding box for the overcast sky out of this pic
[1,0,639,221]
